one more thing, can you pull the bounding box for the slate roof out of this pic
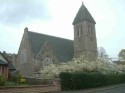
[27,31,74,62]
[0,53,8,65]
[0,59,8,65]
[73,3,96,25]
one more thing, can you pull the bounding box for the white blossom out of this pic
[39,55,125,79]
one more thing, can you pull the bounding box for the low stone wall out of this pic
[26,78,53,85]
[0,84,60,93]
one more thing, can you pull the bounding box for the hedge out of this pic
[59,72,125,90]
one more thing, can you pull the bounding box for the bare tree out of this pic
[118,49,125,61]
[98,47,108,59]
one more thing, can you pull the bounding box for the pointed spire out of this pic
[82,2,84,5]
[72,3,96,25]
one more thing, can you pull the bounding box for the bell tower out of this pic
[73,3,98,60]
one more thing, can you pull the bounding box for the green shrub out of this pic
[20,77,26,84]
[0,75,6,86]
[11,73,22,83]
[70,72,107,89]
[60,72,125,91]
[59,72,72,90]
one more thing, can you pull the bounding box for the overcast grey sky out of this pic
[0,0,125,58]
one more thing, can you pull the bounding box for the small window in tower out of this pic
[88,25,91,35]
[88,25,89,30]
[91,26,93,35]
[80,26,82,35]
[92,26,95,34]
[76,26,80,37]
[77,29,79,36]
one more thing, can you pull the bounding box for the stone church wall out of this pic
[16,29,35,77]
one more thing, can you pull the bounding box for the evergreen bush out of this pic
[60,72,72,90]
[60,72,125,90]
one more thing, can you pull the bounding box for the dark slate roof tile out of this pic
[0,59,7,65]
[28,31,74,62]
[73,3,96,25]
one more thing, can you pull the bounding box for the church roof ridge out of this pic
[27,30,73,41]
[72,3,96,24]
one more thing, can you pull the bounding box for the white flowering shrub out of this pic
[39,64,59,79]
[40,55,125,79]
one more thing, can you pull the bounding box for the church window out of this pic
[77,26,83,37]
[88,25,89,30]
[80,26,83,35]
[76,26,80,37]
[77,30,79,36]
[43,55,52,66]
[88,25,91,34]
[92,26,95,34]
[88,25,94,35]
[91,26,93,35]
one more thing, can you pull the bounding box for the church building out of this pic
[15,3,98,77]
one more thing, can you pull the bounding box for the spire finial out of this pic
[82,2,84,5]
[24,27,28,32]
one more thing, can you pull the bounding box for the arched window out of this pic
[91,26,93,35]
[77,29,79,36]
[92,26,95,34]
[88,25,91,34]
[76,26,83,37]
[43,54,52,67]
[80,26,82,35]
[75,26,79,36]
